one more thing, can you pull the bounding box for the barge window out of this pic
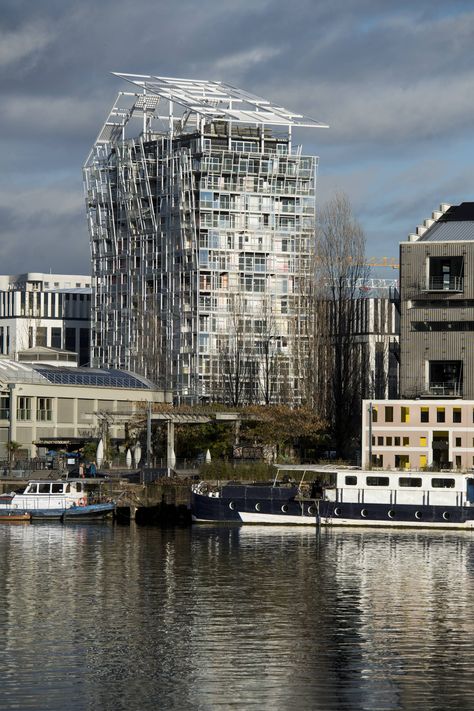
[345,476,357,485]
[431,478,455,488]
[51,483,63,493]
[366,476,390,486]
[38,483,50,493]
[28,484,38,493]
[399,477,422,487]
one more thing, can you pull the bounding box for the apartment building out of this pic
[361,398,474,471]
[399,202,474,398]
[83,73,327,403]
[0,273,91,366]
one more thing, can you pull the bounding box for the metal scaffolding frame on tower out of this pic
[83,73,328,404]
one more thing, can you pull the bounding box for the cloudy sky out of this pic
[1,0,473,275]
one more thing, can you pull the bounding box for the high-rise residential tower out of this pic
[84,74,327,403]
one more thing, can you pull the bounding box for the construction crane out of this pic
[365,257,399,269]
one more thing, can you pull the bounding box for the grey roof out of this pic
[0,358,156,390]
[419,221,474,242]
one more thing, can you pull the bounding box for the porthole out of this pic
[361,509,368,518]
[281,504,288,513]
[255,503,261,512]
[443,511,450,521]
[415,511,422,520]
[229,501,235,511]
[334,507,341,517]
[307,505,316,515]
[388,510,395,519]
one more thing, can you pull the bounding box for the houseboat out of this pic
[191,466,474,529]
[0,479,115,522]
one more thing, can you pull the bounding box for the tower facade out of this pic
[84,74,327,403]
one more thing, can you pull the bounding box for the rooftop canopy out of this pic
[113,72,329,129]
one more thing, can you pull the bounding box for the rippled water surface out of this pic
[1,523,474,710]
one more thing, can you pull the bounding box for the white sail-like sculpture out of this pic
[96,439,104,468]
[125,449,132,468]
[134,443,142,467]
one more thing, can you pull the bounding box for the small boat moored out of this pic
[0,478,115,523]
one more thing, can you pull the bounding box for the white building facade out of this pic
[0,273,91,366]
[84,74,328,404]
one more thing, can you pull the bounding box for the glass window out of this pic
[437,407,445,423]
[431,478,455,488]
[37,398,52,422]
[38,483,50,493]
[366,476,390,486]
[421,407,429,423]
[345,476,357,485]
[394,437,400,446]
[51,483,63,493]
[371,405,378,423]
[453,408,462,423]
[377,437,383,446]
[455,437,462,447]
[386,437,392,446]
[403,437,409,446]
[385,406,393,422]
[420,437,427,447]
[399,477,422,487]
[17,396,31,421]
[401,406,410,423]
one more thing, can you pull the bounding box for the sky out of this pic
[1,0,473,276]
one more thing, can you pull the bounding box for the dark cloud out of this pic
[0,0,473,272]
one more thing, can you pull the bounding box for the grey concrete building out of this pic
[399,202,474,399]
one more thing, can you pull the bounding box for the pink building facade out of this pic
[362,399,474,471]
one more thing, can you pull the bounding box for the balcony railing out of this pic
[426,276,464,292]
[428,381,463,396]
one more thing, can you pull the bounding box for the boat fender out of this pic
[79,497,87,507]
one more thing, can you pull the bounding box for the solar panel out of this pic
[33,367,151,389]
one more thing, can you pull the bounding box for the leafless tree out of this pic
[219,293,253,407]
[309,193,370,458]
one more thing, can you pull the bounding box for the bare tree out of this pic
[219,294,253,407]
[309,193,370,459]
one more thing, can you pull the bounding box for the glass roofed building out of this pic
[0,358,171,459]
[84,73,328,404]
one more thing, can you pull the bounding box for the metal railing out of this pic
[428,382,463,396]
[426,276,464,292]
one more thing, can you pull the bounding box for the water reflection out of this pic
[0,524,473,710]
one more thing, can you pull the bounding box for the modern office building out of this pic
[84,73,328,403]
[399,202,474,398]
[0,273,91,366]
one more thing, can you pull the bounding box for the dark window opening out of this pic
[427,256,464,292]
[429,361,463,397]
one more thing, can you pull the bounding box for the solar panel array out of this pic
[33,367,152,389]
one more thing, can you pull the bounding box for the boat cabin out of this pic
[324,470,474,508]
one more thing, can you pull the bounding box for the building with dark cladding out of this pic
[399,202,474,399]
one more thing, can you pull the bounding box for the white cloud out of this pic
[0,22,54,67]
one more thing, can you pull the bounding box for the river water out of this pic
[1,523,474,711]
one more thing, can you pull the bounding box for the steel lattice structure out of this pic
[83,74,327,403]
